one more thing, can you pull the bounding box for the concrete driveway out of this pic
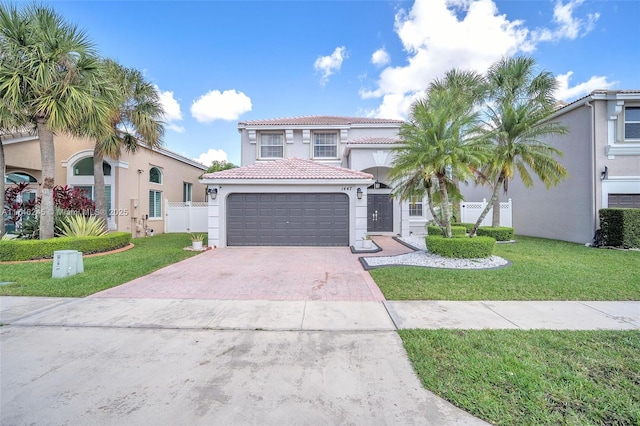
[92,244,407,301]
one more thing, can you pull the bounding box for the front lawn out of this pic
[0,233,204,297]
[400,329,640,426]
[371,236,640,300]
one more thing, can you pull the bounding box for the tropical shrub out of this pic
[58,215,108,237]
[426,235,496,258]
[427,225,467,237]
[599,208,640,248]
[452,222,475,232]
[476,226,514,241]
[0,232,131,261]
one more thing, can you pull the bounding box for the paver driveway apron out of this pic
[93,246,386,301]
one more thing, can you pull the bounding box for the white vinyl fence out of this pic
[165,201,208,233]
[460,198,512,227]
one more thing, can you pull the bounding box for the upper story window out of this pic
[624,107,640,141]
[313,132,338,158]
[259,133,284,158]
[73,157,111,176]
[5,172,37,184]
[149,167,162,184]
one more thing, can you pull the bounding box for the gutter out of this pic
[586,100,597,239]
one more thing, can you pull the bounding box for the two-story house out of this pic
[200,116,430,248]
[460,90,640,244]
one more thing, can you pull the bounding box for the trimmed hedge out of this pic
[599,208,640,248]
[426,235,496,258]
[451,222,476,233]
[427,225,467,237]
[476,226,515,241]
[0,232,132,262]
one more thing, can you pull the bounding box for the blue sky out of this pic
[43,0,640,166]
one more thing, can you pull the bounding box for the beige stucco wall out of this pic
[4,133,206,237]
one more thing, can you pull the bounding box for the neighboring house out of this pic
[461,90,640,244]
[200,116,431,248]
[3,132,206,236]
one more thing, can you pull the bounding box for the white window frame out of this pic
[624,106,640,142]
[149,167,163,184]
[259,132,284,159]
[149,190,162,219]
[183,182,192,202]
[312,132,338,159]
[409,196,424,217]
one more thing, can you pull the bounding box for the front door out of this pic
[367,194,393,232]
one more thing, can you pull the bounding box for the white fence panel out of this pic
[460,198,512,227]
[165,201,208,233]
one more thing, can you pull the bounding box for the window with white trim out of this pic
[409,196,423,217]
[624,107,640,141]
[259,133,284,158]
[183,182,192,202]
[149,167,162,184]
[149,190,162,218]
[313,132,338,158]
[73,185,112,217]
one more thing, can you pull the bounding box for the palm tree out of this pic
[390,69,490,238]
[469,56,568,236]
[0,4,111,239]
[88,60,164,230]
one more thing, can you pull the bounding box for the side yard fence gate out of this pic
[165,201,208,233]
[460,198,512,227]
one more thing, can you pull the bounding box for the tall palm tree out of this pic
[470,56,568,236]
[89,60,165,230]
[0,4,111,239]
[390,69,490,238]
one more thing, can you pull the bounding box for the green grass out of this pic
[371,236,640,300]
[0,233,204,297]
[399,329,640,426]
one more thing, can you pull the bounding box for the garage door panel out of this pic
[227,193,349,246]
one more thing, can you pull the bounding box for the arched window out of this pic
[72,157,111,176]
[149,167,162,184]
[5,172,37,184]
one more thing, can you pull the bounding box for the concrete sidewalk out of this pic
[2,296,638,330]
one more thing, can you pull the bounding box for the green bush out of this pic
[427,225,467,237]
[0,232,131,261]
[599,208,640,248]
[426,235,496,258]
[451,222,475,233]
[476,226,515,241]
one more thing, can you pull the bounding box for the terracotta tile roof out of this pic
[347,137,400,144]
[202,158,374,180]
[238,115,404,126]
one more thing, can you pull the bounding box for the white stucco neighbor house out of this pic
[199,115,433,248]
[461,90,640,244]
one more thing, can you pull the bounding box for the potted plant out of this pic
[190,233,205,250]
[362,234,373,249]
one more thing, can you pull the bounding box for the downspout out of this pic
[586,100,597,239]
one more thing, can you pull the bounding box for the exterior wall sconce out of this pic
[207,187,218,200]
[374,180,380,189]
[600,166,608,181]
[357,188,363,199]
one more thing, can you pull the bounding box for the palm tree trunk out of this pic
[438,175,452,238]
[492,193,501,227]
[37,120,55,240]
[426,188,442,229]
[0,140,5,236]
[93,145,108,232]
[470,174,504,237]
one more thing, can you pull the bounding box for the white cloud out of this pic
[193,148,228,166]
[362,0,610,119]
[555,71,616,101]
[314,46,347,86]
[156,86,185,133]
[532,0,600,42]
[371,48,391,67]
[191,89,252,123]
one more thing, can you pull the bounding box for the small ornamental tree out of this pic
[53,185,95,215]
[3,182,37,230]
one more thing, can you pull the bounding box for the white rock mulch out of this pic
[363,235,510,270]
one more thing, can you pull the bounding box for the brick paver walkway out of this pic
[94,237,413,301]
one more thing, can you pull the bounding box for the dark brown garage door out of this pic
[227,193,349,246]
[608,194,640,208]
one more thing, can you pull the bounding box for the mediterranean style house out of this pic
[3,132,207,236]
[461,90,640,244]
[200,116,430,248]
